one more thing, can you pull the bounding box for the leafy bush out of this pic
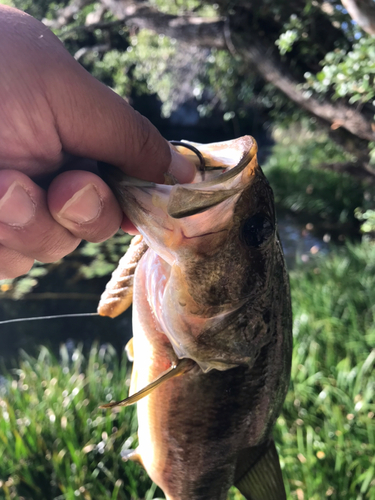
[305,38,375,104]
[264,128,363,228]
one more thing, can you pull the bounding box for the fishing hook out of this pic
[169,141,206,172]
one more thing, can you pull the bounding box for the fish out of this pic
[98,136,293,500]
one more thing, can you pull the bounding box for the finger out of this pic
[53,79,196,183]
[121,216,139,235]
[0,7,195,183]
[0,170,80,262]
[47,170,123,242]
[0,245,34,280]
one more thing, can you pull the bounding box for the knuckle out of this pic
[35,229,80,263]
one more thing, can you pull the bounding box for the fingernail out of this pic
[168,148,196,183]
[0,182,35,226]
[58,184,102,223]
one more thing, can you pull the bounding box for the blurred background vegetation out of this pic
[0,0,375,498]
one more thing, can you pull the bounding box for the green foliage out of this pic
[277,242,375,500]
[10,0,66,21]
[79,233,132,280]
[91,31,179,117]
[1,262,49,300]
[275,12,305,56]
[355,208,375,235]
[0,344,156,499]
[196,49,254,120]
[91,35,253,120]
[275,28,299,55]
[264,127,363,227]
[148,0,217,17]
[305,37,375,104]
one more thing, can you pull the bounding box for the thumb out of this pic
[8,6,195,183]
[53,68,195,184]
[54,75,195,183]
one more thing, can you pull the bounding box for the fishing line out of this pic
[0,312,100,326]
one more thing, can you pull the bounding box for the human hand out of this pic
[0,6,195,279]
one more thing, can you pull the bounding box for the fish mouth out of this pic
[99,136,259,262]
[101,136,257,216]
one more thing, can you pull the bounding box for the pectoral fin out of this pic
[97,235,148,318]
[100,358,194,409]
[234,440,286,500]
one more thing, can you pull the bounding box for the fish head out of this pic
[101,136,286,372]
[101,136,274,262]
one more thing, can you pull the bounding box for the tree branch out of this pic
[100,0,226,48]
[96,1,375,144]
[319,160,375,179]
[341,0,375,36]
[233,33,375,143]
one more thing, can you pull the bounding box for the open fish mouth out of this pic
[100,136,257,217]
[99,136,259,264]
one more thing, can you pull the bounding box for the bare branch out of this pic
[43,0,96,29]
[232,34,375,143]
[100,0,226,48]
[341,0,375,36]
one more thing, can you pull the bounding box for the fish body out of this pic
[100,136,292,500]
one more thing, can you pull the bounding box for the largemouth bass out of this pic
[99,136,292,500]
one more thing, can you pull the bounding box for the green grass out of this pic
[0,344,154,500]
[1,242,375,499]
[278,242,375,500]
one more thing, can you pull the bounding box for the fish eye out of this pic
[240,213,274,247]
